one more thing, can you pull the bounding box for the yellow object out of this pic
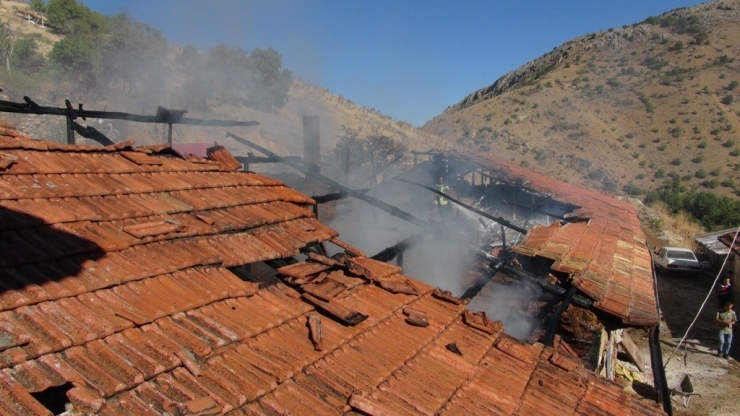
[434,184,449,205]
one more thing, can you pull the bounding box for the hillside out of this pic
[424,0,740,198]
[0,0,434,171]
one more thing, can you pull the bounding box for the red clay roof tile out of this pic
[0,134,665,415]
[466,152,659,326]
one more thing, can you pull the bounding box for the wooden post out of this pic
[65,116,74,144]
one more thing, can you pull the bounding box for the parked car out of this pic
[652,247,702,273]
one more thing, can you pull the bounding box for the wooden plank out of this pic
[619,330,646,372]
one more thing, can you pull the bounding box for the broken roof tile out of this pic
[206,146,242,171]
[463,152,659,327]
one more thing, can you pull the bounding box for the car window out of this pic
[666,250,697,261]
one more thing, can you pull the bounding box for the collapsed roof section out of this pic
[449,152,659,327]
[0,124,664,415]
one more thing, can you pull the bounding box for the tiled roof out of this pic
[457,153,659,327]
[0,126,663,415]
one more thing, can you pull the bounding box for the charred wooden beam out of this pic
[542,286,577,346]
[363,152,404,186]
[371,231,431,263]
[495,197,571,221]
[70,121,114,146]
[460,268,496,301]
[312,190,369,204]
[0,99,259,127]
[228,131,429,229]
[393,177,527,234]
[502,264,593,308]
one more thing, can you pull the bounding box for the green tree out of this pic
[48,34,101,88]
[178,44,292,112]
[245,47,292,111]
[46,0,104,35]
[30,0,46,13]
[11,36,45,75]
[99,13,168,94]
[327,127,407,187]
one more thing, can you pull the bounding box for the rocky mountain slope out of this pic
[424,0,740,197]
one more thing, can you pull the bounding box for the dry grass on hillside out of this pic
[425,2,740,199]
[0,1,61,55]
[641,201,706,249]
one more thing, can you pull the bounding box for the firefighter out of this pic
[433,175,450,218]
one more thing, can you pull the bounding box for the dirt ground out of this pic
[628,269,740,416]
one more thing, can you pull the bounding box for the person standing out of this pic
[716,302,737,358]
[717,275,734,307]
[433,176,450,218]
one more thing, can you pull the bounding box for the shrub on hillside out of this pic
[670,126,683,138]
[646,185,740,230]
[703,178,720,188]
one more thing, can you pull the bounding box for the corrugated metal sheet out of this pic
[695,228,735,256]
[459,152,659,327]
[0,125,664,415]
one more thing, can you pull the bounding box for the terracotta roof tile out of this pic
[467,153,659,326]
[0,135,664,415]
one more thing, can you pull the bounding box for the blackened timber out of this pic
[462,247,515,300]
[503,264,593,308]
[542,286,578,346]
[497,197,570,221]
[393,177,526,234]
[0,99,260,127]
[228,131,429,229]
[363,152,404,186]
[460,268,496,301]
[371,231,431,263]
[312,190,369,204]
[71,121,114,146]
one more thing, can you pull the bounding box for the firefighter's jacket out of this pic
[434,184,449,205]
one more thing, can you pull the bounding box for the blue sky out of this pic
[81,0,705,126]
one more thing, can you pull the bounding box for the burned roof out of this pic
[0,124,664,415]
[454,152,659,327]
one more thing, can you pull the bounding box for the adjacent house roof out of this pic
[456,153,659,327]
[718,229,740,257]
[0,125,664,415]
[695,228,734,257]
